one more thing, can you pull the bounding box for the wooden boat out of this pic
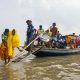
[33,48,80,57]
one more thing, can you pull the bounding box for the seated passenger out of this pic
[76,35,80,47]
[70,39,76,49]
[57,31,62,47]
[66,33,76,49]
[45,28,52,48]
[37,25,44,46]
[70,33,76,48]
[33,28,37,39]
[62,36,67,48]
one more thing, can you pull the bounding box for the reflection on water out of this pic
[0,54,80,80]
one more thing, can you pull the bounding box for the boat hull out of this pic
[33,48,80,57]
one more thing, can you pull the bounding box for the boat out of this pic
[32,48,80,57]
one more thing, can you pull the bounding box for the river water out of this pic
[0,50,80,80]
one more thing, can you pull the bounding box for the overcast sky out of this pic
[0,0,80,45]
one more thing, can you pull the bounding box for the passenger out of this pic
[45,28,52,48]
[26,20,34,52]
[50,23,58,48]
[57,31,62,40]
[33,28,38,46]
[66,35,71,46]
[33,28,37,39]
[47,26,52,37]
[70,33,76,48]
[57,31,64,48]
[66,33,76,49]
[0,29,9,64]
[26,20,34,45]
[0,44,1,57]
[11,29,21,50]
[37,25,44,46]
[61,36,67,48]
[7,29,21,63]
[76,34,80,47]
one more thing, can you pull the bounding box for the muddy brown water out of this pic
[0,53,80,80]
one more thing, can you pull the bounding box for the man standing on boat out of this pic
[26,20,34,51]
[50,23,58,48]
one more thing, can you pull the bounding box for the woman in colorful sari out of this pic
[0,29,9,64]
[0,44,1,56]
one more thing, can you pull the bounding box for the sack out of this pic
[34,41,38,45]
[40,33,50,42]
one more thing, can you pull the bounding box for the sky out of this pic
[0,0,80,46]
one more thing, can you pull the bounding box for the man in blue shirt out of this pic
[26,20,34,45]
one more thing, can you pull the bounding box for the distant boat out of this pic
[33,48,80,57]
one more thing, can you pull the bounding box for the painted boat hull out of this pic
[33,48,80,57]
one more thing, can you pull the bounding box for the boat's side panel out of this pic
[33,48,80,57]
